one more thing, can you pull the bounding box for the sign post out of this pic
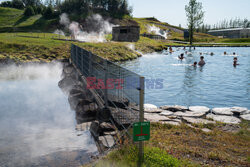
[134,77,148,167]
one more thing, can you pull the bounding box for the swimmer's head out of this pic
[200,56,204,59]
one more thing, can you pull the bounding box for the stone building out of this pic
[208,28,250,38]
[112,26,140,42]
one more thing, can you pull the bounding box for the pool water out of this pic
[120,47,250,108]
[0,63,97,167]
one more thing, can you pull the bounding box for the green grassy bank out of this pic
[85,121,250,167]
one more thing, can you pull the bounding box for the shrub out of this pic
[36,6,43,14]
[24,6,35,16]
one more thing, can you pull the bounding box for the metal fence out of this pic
[70,44,144,127]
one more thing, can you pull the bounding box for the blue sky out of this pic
[128,0,250,27]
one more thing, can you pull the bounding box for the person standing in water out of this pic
[233,57,239,67]
[178,53,185,60]
[198,56,206,66]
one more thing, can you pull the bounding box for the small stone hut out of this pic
[112,26,140,42]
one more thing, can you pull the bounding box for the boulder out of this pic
[240,114,250,121]
[99,135,115,148]
[144,113,170,122]
[161,121,180,126]
[182,117,215,124]
[211,107,233,116]
[145,108,164,113]
[202,128,211,133]
[189,106,210,113]
[174,111,206,118]
[75,122,92,131]
[206,114,241,124]
[144,104,157,110]
[242,110,250,115]
[100,122,115,131]
[159,110,174,116]
[90,121,100,138]
[160,105,188,112]
[230,107,248,115]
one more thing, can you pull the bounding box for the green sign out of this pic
[133,122,150,142]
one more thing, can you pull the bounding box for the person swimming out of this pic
[199,52,202,55]
[233,52,236,55]
[210,52,214,56]
[169,46,173,52]
[233,57,239,67]
[224,51,227,55]
[193,62,197,66]
[183,46,186,50]
[198,56,206,66]
[178,53,185,60]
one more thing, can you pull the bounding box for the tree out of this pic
[24,6,35,16]
[185,0,204,45]
[43,6,53,18]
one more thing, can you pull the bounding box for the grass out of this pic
[0,32,174,62]
[86,122,250,167]
[0,7,23,28]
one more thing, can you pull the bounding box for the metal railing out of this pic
[70,44,144,127]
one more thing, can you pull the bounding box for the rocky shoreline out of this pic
[144,104,250,132]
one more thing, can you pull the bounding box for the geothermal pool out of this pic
[0,63,97,167]
[120,47,250,108]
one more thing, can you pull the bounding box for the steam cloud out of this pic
[55,13,115,42]
[147,24,168,39]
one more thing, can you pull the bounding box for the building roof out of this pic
[208,27,250,33]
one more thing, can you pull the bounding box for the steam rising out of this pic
[0,63,97,166]
[56,13,115,42]
[147,24,168,39]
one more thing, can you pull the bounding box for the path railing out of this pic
[70,44,144,129]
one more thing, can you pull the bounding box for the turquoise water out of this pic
[120,47,250,108]
[0,64,97,167]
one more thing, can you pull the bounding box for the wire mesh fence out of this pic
[71,44,143,126]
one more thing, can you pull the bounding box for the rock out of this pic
[103,131,117,136]
[240,114,250,121]
[90,121,100,138]
[189,106,210,113]
[144,104,157,110]
[230,107,248,116]
[202,128,211,133]
[144,113,170,122]
[145,108,164,113]
[242,110,250,115]
[99,135,115,148]
[174,111,206,118]
[182,117,215,124]
[212,107,233,116]
[75,122,92,131]
[161,121,180,126]
[159,110,174,116]
[100,122,115,131]
[160,105,188,112]
[206,114,241,124]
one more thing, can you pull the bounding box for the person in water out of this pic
[169,46,173,52]
[233,52,236,55]
[193,62,197,66]
[233,57,239,67]
[183,46,186,50]
[210,52,214,56]
[178,53,185,60]
[224,51,227,55]
[198,56,206,66]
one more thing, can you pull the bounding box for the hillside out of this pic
[0,7,57,32]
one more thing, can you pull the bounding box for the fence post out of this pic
[138,76,145,167]
[89,52,93,76]
[104,60,108,108]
